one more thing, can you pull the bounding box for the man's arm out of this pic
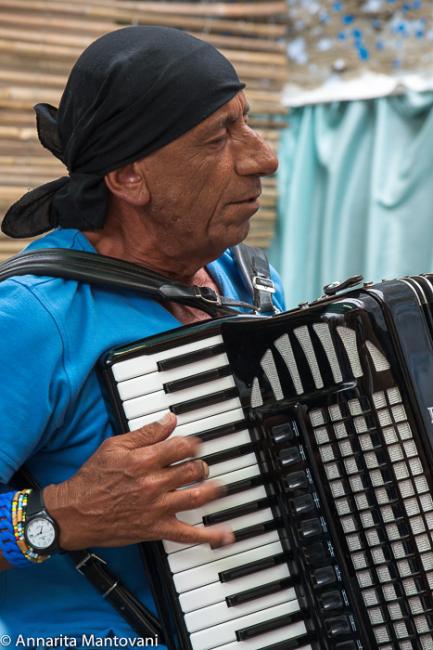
[45,412,233,550]
[0,412,233,571]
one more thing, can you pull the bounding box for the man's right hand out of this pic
[44,412,235,551]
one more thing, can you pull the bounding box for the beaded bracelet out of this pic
[0,490,50,566]
[0,491,30,568]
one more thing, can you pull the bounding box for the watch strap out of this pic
[26,488,45,519]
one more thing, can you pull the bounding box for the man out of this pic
[0,26,283,646]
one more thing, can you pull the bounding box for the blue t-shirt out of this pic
[0,228,285,647]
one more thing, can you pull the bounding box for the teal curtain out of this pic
[270,92,433,307]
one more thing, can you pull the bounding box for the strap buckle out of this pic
[75,552,107,575]
[252,275,275,294]
[195,286,222,306]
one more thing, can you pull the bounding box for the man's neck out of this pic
[82,226,206,285]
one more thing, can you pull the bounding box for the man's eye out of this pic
[210,135,226,145]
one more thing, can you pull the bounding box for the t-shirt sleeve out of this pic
[0,280,70,483]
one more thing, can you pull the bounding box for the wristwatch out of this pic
[24,489,60,555]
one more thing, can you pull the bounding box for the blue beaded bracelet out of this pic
[0,491,30,568]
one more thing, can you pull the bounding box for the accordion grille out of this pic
[309,386,433,647]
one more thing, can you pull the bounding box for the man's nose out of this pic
[235,130,278,177]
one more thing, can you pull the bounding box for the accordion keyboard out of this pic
[109,332,314,650]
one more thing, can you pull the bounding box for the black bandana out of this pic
[2,26,244,238]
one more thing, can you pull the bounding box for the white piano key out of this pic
[215,622,310,650]
[123,375,236,420]
[112,334,223,382]
[208,452,258,479]
[209,464,260,487]
[190,600,301,650]
[197,430,252,456]
[171,534,282,588]
[117,353,230,400]
[175,461,259,492]
[128,397,242,430]
[186,587,297,633]
[164,508,274,555]
[179,562,291,613]
[174,408,246,437]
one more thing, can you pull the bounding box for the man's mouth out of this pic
[232,192,261,204]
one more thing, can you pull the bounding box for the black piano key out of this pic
[325,615,352,638]
[311,566,338,589]
[224,473,266,496]
[171,387,238,415]
[270,421,299,445]
[290,494,316,516]
[256,633,316,650]
[233,518,282,543]
[226,577,297,607]
[236,610,305,641]
[303,542,331,566]
[195,419,246,444]
[299,517,326,540]
[278,446,303,468]
[219,552,290,583]
[203,496,272,525]
[317,590,345,612]
[284,471,309,491]
[164,365,231,393]
[200,441,256,467]
[157,342,225,371]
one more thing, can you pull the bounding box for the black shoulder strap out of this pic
[232,243,277,313]
[0,248,258,318]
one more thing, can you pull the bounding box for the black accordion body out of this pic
[100,275,433,650]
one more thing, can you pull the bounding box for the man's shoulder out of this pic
[0,228,88,291]
[0,228,89,320]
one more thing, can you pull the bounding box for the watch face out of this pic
[26,516,56,550]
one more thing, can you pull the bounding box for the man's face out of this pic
[137,91,278,264]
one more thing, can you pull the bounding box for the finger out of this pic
[122,411,176,449]
[149,434,201,467]
[155,459,209,491]
[165,479,224,513]
[161,519,235,548]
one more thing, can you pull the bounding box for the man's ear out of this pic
[104,162,150,207]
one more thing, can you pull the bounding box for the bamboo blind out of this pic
[0,1,289,260]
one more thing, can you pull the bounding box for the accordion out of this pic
[100,275,433,650]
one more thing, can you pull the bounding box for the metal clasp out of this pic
[252,275,276,294]
[323,275,363,296]
[196,287,222,306]
[75,552,107,575]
